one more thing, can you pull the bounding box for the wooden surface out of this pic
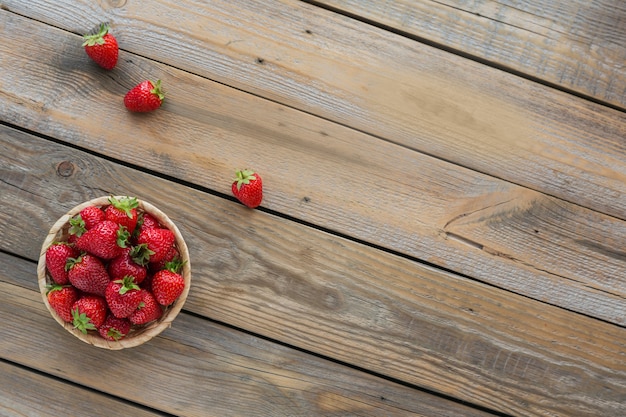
[312,0,626,109]
[1,1,625,416]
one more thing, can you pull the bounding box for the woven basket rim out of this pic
[37,196,191,350]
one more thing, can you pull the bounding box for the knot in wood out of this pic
[56,161,75,177]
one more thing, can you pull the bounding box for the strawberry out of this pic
[105,196,139,234]
[69,206,106,238]
[71,295,108,333]
[47,285,79,323]
[79,206,106,230]
[148,245,179,273]
[232,169,263,208]
[82,23,119,70]
[124,80,165,112]
[151,259,186,306]
[138,212,161,231]
[129,289,162,325]
[67,254,111,296]
[105,276,143,318]
[137,227,175,263]
[99,315,131,341]
[45,242,79,285]
[75,220,129,260]
[108,246,149,284]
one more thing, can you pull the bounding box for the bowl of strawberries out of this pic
[37,196,191,349]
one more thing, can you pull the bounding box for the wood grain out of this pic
[1,14,625,324]
[0,361,163,417]
[0,255,494,417]
[2,129,625,416]
[1,1,625,222]
[313,0,626,108]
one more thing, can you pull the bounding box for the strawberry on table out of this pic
[99,315,132,341]
[72,295,108,333]
[151,259,186,306]
[105,196,139,234]
[76,220,129,260]
[105,276,143,318]
[124,80,165,112]
[137,227,175,263]
[67,254,111,296]
[232,169,263,208]
[45,242,79,285]
[82,23,119,70]
[129,289,163,325]
[47,285,79,323]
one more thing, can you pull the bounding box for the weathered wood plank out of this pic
[0,255,494,417]
[312,0,626,108]
[0,361,165,417]
[1,0,625,221]
[1,15,625,324]
[2,128,625,416]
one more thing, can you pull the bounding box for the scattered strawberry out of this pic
[232,169,263,208]
[45,242,79,285]
[67,254,111,296]
[151,259,186,306]
[47,285,79,323]
[76,220,129,260]
[106,276,143,318]
[129,289,163,325]
[99,315,132,341]
[82,23,119,70]
[124,80,165,112]
[105,196,139,234]
[108,246,149,284]
[72,295,108,333]
[137,227,175,263]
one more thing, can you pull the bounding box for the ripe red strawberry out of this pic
[137,227,175,263]
[151,260,186,306]
[139,212,161,231]
[45,242,79,285]
[232,169,263,208]
[148,245,179,273]
[69,205,106,238]
[124,80,165,112]
[99,315,131,341]
[105,276,143,318]
[76,220,129,259]
[80,205,106,230]
[82,23,119,70]
[71,295,108,333]
[67,254,111,296]
[108,246,149,284]
[47,285,79,323]
[105,196,139,234]
[129,289,162,325]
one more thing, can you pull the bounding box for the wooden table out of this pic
[1,1,625,416]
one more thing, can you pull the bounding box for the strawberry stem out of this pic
[72,308,97,334]
[108,196,139,219]
[82,23,110,47]
[233,169,257,191]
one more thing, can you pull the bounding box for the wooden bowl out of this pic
[37,196,191,350]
